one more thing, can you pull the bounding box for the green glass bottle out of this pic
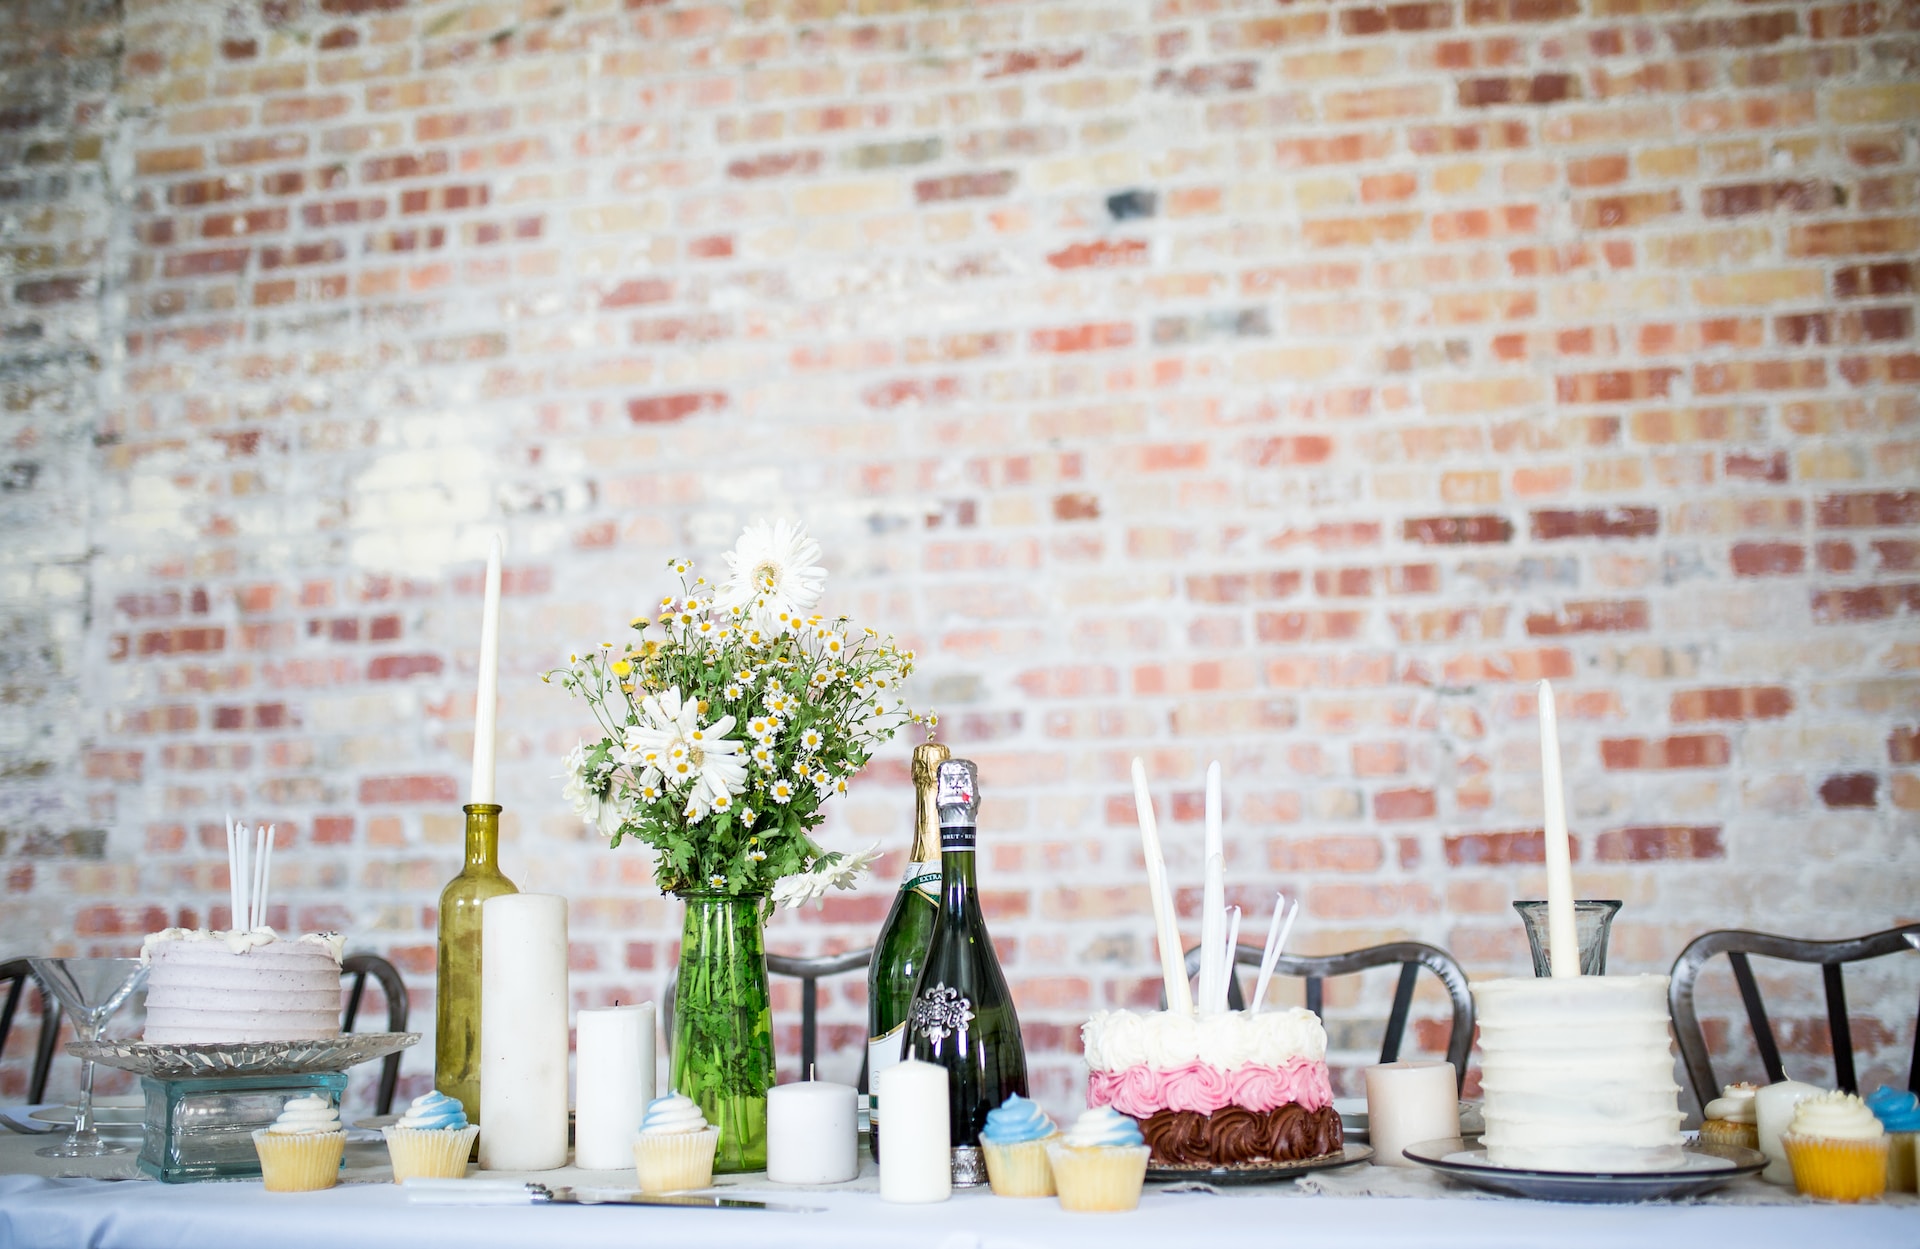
[866,740,950,1161]
[905,758,1028,1186]
[435,803,518,1122]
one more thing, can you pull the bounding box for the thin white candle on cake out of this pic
[1537,679,1579,978]
[1250,891,1298,1014]
[470,532,503,806]
[1199,761,1226,1014]
[1130,758,1192,1015]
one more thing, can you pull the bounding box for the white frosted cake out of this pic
[142,929,346,1044]
[1473,974,1685,1172]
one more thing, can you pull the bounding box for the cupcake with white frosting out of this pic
[1782,1091,1888,1202]
[383,1090,480,1182]
[1045,1106,1151,1212]
[1699,1082,1759,1150]
[252,1094,347,1192]
[632,1092,719,1193]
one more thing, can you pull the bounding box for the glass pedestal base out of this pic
[137,1073,348,1183]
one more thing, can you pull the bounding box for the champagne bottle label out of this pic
[902,863,941,902]
[940,824,974,852]
[867,1024,905,1126]
[910,982,975,1044]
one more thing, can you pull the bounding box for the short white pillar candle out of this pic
[1755,1080,1822,1184]
[573,1003,656,1170]
[766,1078,859,1184]
[1363,1060,1458,1167]
[876,1060,950,1203]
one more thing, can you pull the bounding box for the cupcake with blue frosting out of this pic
[1866,1086,1920,1193]
[1046,1105,1150,1212]
[383,1090,479,1182]
[981,1094,1059,1197]
[633,1092,719,1193]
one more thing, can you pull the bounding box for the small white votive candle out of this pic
[1364,1061,1458,1167]
[767,1079,859,1184]
[573,1003,656,1170]
[876,1060,950,1203]
[1755,1080,1822,1184]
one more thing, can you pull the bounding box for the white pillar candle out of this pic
[1536,679,1579,978]
[1755,1080,1822,1184]
[479,893,568,1171]
[573,1003,656,1170]
[767,1079,859,1184]
[1364,1061,1459,1167]
[469,533,503,804]
[876,1060,950,1203]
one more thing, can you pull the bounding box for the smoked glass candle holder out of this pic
[1513,900,1622,976]
[137,1072,347,1183]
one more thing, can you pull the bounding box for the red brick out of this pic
[359,775,459,804]
[1404,515,1514,545]
[914,171,1015,203]
[981,48,1086,78]
[1046,239,1148,270]
[1466,0,1578,20]
[1530,507,1660,541]
[627,392,727,424]
[368,654,443,681]
[1890,727,1920,765]
[1812,584,1920,623]
[1053,492,1099,522]
[1374,787,1436,821]
[1599,735,1731,770]
[1154,62,1257,95]
[1445,829,1570,867]
[1031,323,1134,354]
[726,150,822,180]
[1525,599,1649,636]
[1731,542,1805,577]
[1816,491,1920,528]
[1459,73,1578,108]
[1818,773,1877,808]
[1593,825,1724,862]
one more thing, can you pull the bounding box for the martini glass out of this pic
[28,957,148,1158]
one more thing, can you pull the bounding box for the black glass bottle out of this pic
[904,758,1028,1184]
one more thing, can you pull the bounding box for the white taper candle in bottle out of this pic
[469,533,503,805]
[1536,680,1579,978]
[877,1060,951,1203]
[479,892,569,1170]
[572,1002,655,1170]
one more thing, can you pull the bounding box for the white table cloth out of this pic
[1,1123,1914,1249]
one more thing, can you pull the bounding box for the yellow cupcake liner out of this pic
[1782,1131,1888,1202]
[1698,1119,1758,1151]
[983,1135,1058,1197]
[633,1125,719,1194]
[251,1128,347,1193]
[1045,1142,1149,1213]
[383,1124,480,1183]
[1886,1131,1917,1195]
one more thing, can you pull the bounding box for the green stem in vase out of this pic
[671,891,775,1173]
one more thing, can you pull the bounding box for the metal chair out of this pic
[0,959,62,1104]
[1668,922,1920,1111]
[663,948,874,1092]
[341,953,408,1115]
[1178,941,1475,1092]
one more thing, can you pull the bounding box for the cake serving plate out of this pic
[1401,1137,1767,1203]
[1146,1143,1373,1185]
[69,1032,418,1079]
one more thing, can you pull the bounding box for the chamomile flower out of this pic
[801,728,824,751]
[770,779,795,804]
[709,873,727,889]
[724,683,743,700]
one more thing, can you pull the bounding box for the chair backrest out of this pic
[0,959,62,1104]
[663,948,874,1093]
[1178,940,1475,1092]
[1668,922,1920,1112]
[341,953,409,1116]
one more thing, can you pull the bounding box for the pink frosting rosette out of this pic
[1089,1057,1335,1117]
[1163,1061,1231,1114]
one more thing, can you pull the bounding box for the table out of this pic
[1,1119,1914,1249]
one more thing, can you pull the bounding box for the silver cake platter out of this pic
[1402,1136,1767,1203]
[1146,1143,1373,1185]
[69,1032,419,1079]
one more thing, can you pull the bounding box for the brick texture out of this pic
[2,0,1918,1116]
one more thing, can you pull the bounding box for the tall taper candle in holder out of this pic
[435,534,516,1121]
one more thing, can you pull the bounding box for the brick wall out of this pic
[3,0,1917,1117]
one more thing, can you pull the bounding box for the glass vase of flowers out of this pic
[548,520,930,1171]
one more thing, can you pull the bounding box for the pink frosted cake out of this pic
[1083,1006,1342,1167]
[142,928,346,1044]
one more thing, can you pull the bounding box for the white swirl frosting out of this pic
[140,927,345,965]
[1703,1083,1758,1125]
[1788,1092,1885,1141]
[268,1095,342,1136]
[1081,1007,1326,1073]
[638,1093,709,1137]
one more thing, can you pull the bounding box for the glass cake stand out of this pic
[68,1033,419,1183]
[1401,1136,1766,1203]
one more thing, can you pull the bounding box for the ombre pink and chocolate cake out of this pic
[1082,1006,1343,1167]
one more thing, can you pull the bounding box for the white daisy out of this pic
[619,687,746,811]
[771,842,883,910]
[715,519,827,627]
[561,742,626,841]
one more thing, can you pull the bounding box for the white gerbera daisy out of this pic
[715,519,827,626]
[771,842,883,910]
[619,687,747,811]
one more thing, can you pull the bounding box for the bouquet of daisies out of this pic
[548,520,932,906]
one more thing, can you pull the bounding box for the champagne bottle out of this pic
[866,741,951,1161]
[904,758,1028,1185]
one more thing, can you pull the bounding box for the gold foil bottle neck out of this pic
[910,741,951,862]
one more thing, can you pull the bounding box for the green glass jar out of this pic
[670,891,775,1174]
[435,803,518,1122]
